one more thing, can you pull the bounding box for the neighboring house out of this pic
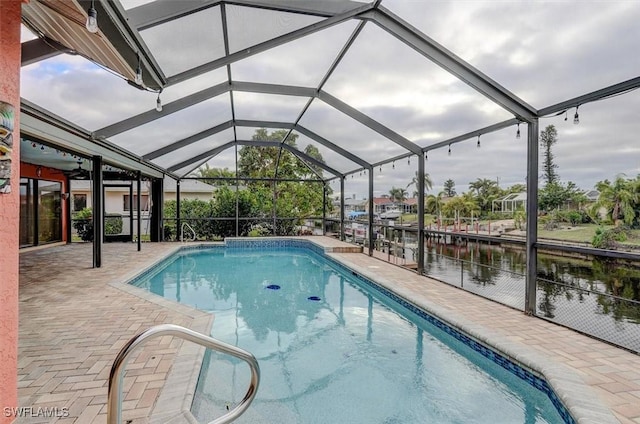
[332,195,367,215]
[70,178,216,236]
[372,197,392,214]
[370,197,416,214]
[583,190,599,203]
[332,196,419,216]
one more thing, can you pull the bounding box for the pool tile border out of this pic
[326,250,621,424]
[123,238,618,424]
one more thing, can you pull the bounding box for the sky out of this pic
[20,0,640,200]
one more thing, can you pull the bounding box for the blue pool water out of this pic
[131,244,569,424]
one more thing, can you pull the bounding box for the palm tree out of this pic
[468,178,501,216]
[441,192,479,220]
[426,191,445,217]
[388,187,408,223]
[592,176,637,226]
[406,171,433,198]
[389,186,408,205]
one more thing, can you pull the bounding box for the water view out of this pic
[423,240,640,352]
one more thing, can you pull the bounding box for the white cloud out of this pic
[19,0,640,199]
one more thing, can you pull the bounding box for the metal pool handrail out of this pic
[107,324,260,424]
[181,222,196,242]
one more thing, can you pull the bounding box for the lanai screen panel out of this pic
[120,0,155,10]
[299,99,408,164]
[534,90,640,191]
[110,94,232,156]
[231,20,359,87]
[235,126,269,141]
[20,55,150,131]
[233,92,310,123]
[383,1,640,108]
[293,132,360,174]
[323,24,513,148]
[139,6,225,77]
[160,68,229,104]
[183,148,239,178]
[422,125,527,193]
[151,128,235,171]
[225,5,322,54]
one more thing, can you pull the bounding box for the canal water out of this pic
[421,240,640,352]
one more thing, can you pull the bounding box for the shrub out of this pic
[73,207,93,241]
[105,214,123,235]
[592,226,629,249]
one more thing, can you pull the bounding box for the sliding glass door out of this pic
[20,178,62,247]
[20,178,34,247]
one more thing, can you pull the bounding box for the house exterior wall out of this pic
[0,2,22,421]
[69,185,211,237]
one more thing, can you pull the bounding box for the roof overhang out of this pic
[20,100,166,179]
[21,0,164,89]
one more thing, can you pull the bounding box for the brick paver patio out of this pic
[17,242,208,424]
[17,238,640,423]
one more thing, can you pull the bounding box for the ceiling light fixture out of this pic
[86,0,98,33]
[448,144,451,156]
[516,123,521,139]
[156,90,162,112]
[392,161,395,169]
[573,106,580,124]
[476,135,481,149]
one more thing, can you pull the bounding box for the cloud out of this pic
[19,1,640,200]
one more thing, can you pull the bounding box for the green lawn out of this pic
[534,224,640,247]
[537,224,605,244]
[398,214,435,225]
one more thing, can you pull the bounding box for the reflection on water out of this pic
[133,247,566,424]
[423,240,640,352]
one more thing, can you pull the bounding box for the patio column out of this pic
[66,175,72,243]
[92,155,103,267]
[136,171,141,251]
[525,119,539,315]
[322,183,327,235]
[150,177,163,242]
[176,179,181,242]
[368,166,374,256]
[417,152,425,274]
[0,1,22,420]
[340,177,345,241]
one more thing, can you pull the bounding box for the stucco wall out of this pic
[0,1,22,422]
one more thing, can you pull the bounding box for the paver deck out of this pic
[17,238,640,423]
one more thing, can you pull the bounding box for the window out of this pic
[123,194,149,211]
[73,194,87,212]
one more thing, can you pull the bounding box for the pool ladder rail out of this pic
[107,324,260,424]
[181,222,196,242]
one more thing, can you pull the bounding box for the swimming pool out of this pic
[130,241,571,423]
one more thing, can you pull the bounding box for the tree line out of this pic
[163,129,329,239]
